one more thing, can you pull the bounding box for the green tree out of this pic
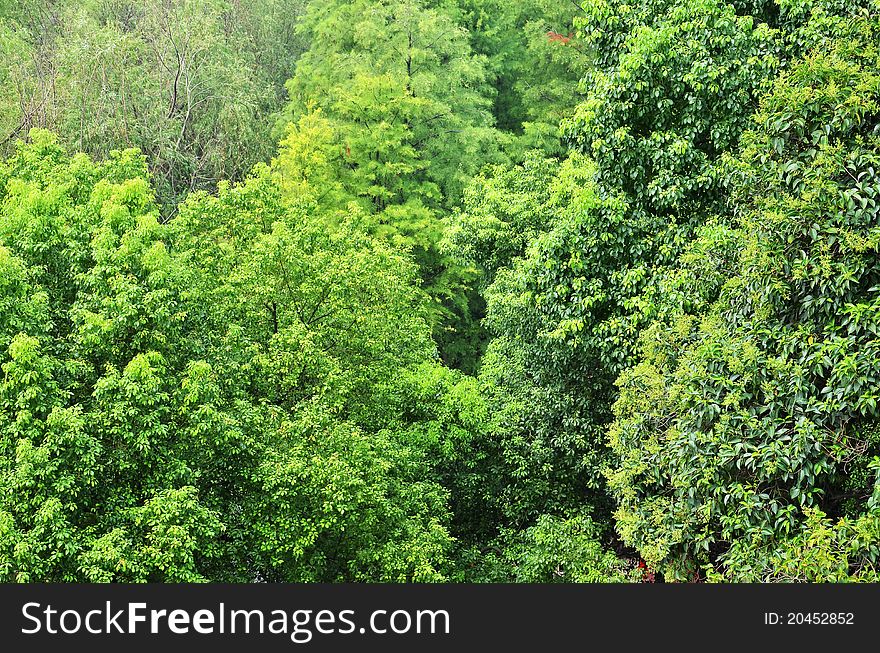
[442,0,778,575]
[0,0,307,209]
[608,0,880,580]
[280,0,501,209]
[447,0,590,155]
[0,131,457,582]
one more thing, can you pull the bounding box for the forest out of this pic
[0,0,878,583]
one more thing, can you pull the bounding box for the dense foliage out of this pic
[0,131,458,580]
[2,0,879,583]
[609,0,880,581]
[0,0,307,209]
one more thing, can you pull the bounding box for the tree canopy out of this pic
[2,0,880,583]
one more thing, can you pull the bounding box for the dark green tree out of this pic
[609,0,880,581]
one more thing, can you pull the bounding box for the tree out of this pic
[608,0,880,580]
[445,0,591,155]
[0,131,227,581]
[443,0,777,570]
[0,0,307,210]
[0,131,457,582]
[281,0,501,209]
[274,0,508,372]
[443,150,561,284]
